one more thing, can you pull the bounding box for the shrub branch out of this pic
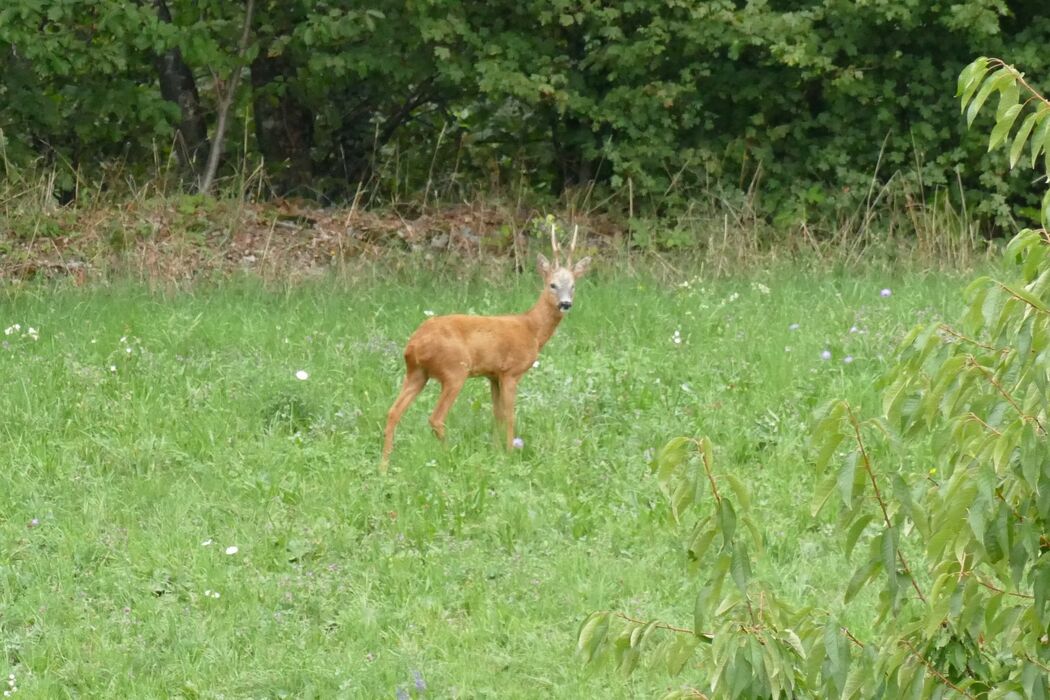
[966,355,1047,435]
[900,639,978,699]
[844,403,927,604]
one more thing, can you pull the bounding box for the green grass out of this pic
[0,262,974,697]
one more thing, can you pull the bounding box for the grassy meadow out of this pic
[0,260,978,697]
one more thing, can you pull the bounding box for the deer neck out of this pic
[524,292,563,350]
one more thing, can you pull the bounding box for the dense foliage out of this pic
[1,1,1048,228]
[578,57,1049,697]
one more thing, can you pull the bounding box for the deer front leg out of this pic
[498,375,519,450]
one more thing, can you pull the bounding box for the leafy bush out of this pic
[578,57,1050,698]
[2,1,1049,229]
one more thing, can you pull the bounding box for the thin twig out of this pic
[613,612,712,640]
[691,438,721,505]
[900,639,977,699]
[844,403,927,604]
[963,412,1002,436]
[958,570,1034,599]
[988,59,1050,109]
[994,280,1050,315]
[937,324,1002,353]
[1025,655,1050,675]
[966,355,1047,435]
[841,626,866,648]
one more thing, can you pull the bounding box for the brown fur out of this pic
[381,253,590,471]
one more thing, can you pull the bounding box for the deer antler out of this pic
[568,225,579,266]
[550,222,561,266]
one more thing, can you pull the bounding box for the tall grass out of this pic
[0,263,975,696]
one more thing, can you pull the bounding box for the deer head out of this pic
[537,224,592,312]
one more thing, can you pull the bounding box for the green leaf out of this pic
[1010,110,1041,168]
[1031,106,1050,168]
[693,585,710,636]
[577,612,611,663]
[844,558,879,603]
[721,473,752,511]
[688,522,718,563]
[814,430,845,474]
[881,527,898,586]
[730,541,751,593]
[844,513,874,558]
[666,636,697,676]
[995,77,1020,121]
[810,473,838,517]
[966,68,1009,126]
[967,499,988,546]
[989,103,1023,152]
[956,57,989,104]
[718,497,737,548]
[781,628,806,660]
[837,450,860,510]
[1023,661,1048,700]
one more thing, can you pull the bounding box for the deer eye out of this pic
[549,283,556,289]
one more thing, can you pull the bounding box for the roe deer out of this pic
[380,225,592,471]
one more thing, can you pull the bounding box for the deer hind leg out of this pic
[381,365,428,472]
[489,377,504,426]
[498,375,519,450]
[428,372,467,441]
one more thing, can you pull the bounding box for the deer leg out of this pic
[381,366,428,472]
[499,376,519,450]
[428,373,467,441]
[489,377,504,426]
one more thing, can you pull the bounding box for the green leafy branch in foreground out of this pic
[957,56,1050,229]
[579,58,1050,698]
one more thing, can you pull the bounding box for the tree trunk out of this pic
[250,52,314,195]
[151,0,209,175]
[199,0,256,195]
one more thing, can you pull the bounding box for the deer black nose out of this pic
[559,301,572,310]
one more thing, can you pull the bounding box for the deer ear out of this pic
[537,253,551,276]
[572,256,592,278]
